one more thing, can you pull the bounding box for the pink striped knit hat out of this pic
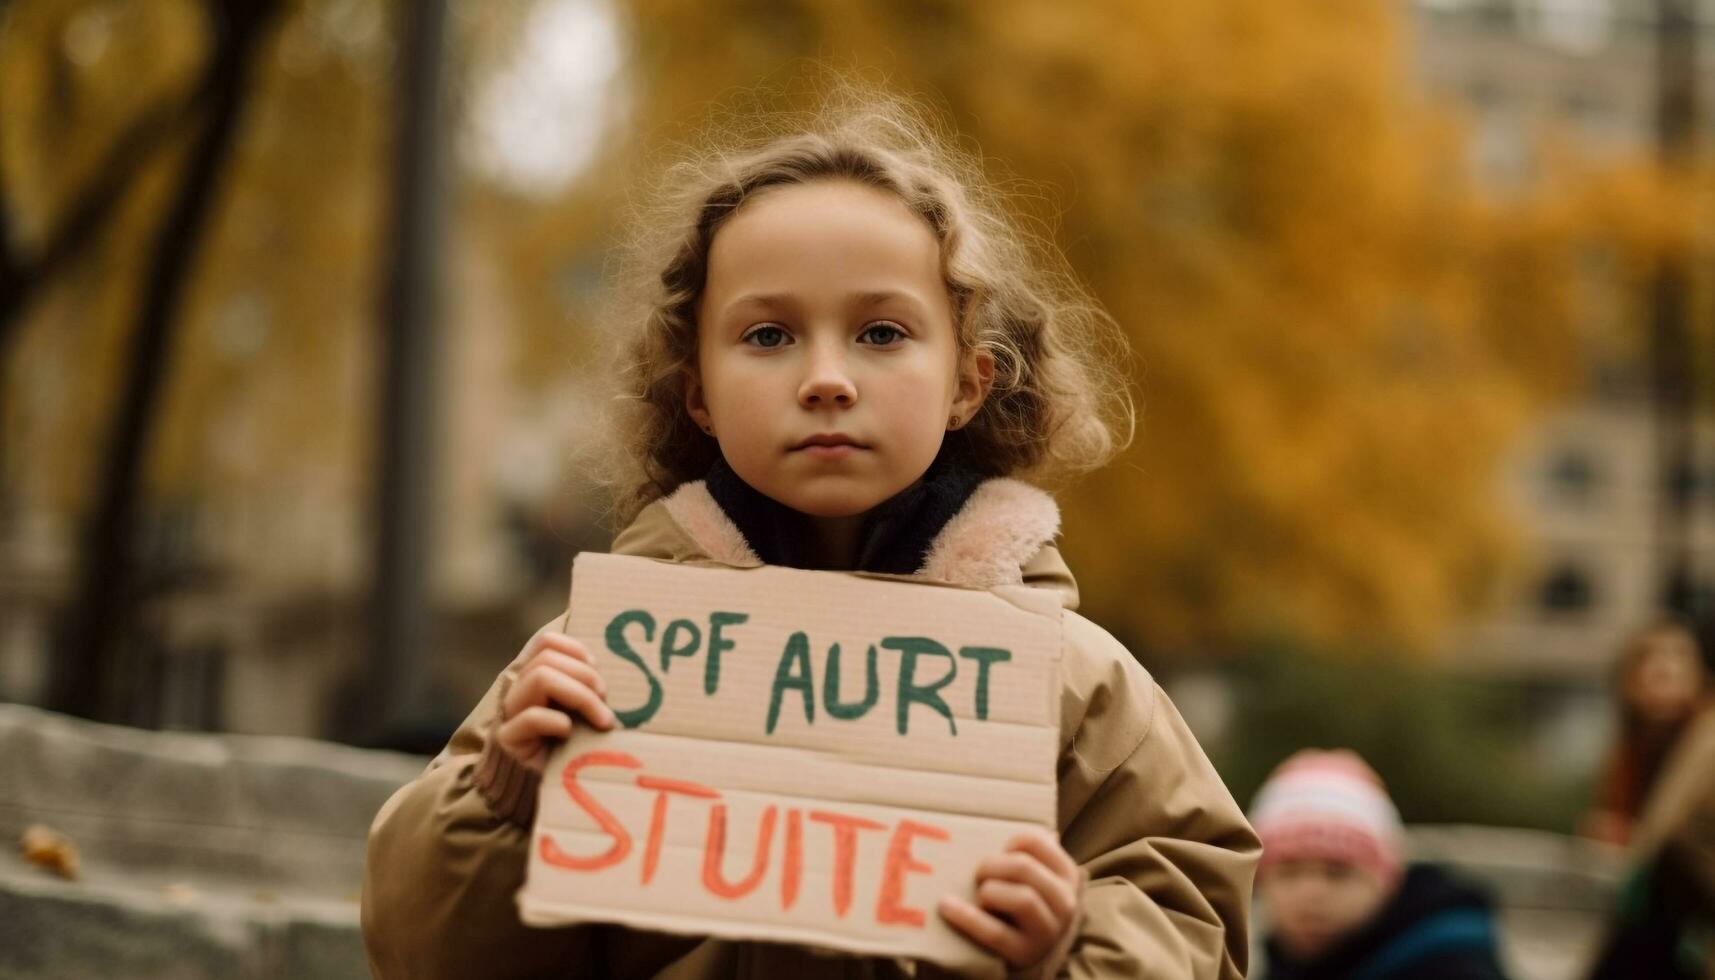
[1249,749,1405,885]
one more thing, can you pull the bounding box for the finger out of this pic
[508,668,615,730]
[515,650,608,704]
[505,664,611,724]
[975,853,1077,924]
[498,705,574,746]
[938,895,1032,967]
[496,706,574,763]
[541,671,617,729]
[1007,828,1081,884]
[529,631,595,666]
[977,877,1059,951]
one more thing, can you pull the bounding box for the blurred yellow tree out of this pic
[593,0,1690,653]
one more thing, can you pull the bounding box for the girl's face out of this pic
[1625,634,1705,725]
[1258,858,1391,960]
[689,179,991,519]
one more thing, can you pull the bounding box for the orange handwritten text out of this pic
[537,750,951,929]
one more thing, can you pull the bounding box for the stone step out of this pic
[0,704,425,979]
[0,869,366,980]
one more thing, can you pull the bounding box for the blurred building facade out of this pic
[1409,0,1715,685]
[1414,0,1711,177]
[1462,403,1715,676]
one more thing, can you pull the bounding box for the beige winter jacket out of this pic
[362,479,1260,979]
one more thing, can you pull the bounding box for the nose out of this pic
[797,341,857,409]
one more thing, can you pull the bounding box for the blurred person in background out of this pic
[1251,750,1510,980]
[1587,615,1715,980]
[1584,622,1711,847]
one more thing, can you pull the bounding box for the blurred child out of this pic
[1585,621,1711,846]
[360,89,1260,979]
[1252,750,1510,980]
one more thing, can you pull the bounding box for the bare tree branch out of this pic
[0,43,202,359]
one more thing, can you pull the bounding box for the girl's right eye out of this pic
[743,325,790,349]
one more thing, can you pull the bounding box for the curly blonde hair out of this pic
[600,87,1133,525]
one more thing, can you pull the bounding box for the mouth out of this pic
[790,433,868,456]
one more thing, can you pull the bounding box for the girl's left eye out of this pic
[858,322,906,346]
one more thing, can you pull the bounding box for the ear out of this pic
[684,367,714,434]
[951,349,995,424]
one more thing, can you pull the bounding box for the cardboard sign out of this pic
[518,553,1063,977]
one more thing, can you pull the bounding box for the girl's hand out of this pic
[496,629,615,772]
[938,828,1083,975]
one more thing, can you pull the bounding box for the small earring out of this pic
[701,424,714,436]
[948,415,961,430]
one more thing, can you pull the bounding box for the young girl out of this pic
[362,92,1259,979]
[1584,621,1710,846]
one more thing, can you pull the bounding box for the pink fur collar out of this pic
[659,477,1060,590]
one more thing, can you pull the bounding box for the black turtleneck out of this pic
[702,454,984,575]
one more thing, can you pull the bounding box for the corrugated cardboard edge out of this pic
[516,896,1004,980]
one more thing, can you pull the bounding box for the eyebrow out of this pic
[853,289,923,309]
[721,293,798,317]
[720,289,928,318]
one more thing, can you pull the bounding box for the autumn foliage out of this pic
[1,0,1704,662]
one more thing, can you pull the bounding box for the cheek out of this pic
[1327,881,1384,925]
[700,356,772,421]
[878,392,953,468]
[709,399,776,466]
[873,358,957,421]
[1258,878,1306,918]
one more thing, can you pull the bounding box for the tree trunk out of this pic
[342,0,449,750]
[50,0,282,721]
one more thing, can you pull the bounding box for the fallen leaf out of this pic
[20,825,79,880]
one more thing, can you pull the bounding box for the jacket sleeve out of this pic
[361,628,605,979]
[1043,615,1261,980]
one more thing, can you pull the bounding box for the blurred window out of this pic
[1664,567,1714,618]
[1666,460,1715,509]
[1547,449,1599,504]
[1540,562,1596,613]
[1668,460,1693,506]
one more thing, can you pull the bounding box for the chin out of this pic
[770,477,900,519]
[1279,928,1334,959]
[779,491,884,519]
